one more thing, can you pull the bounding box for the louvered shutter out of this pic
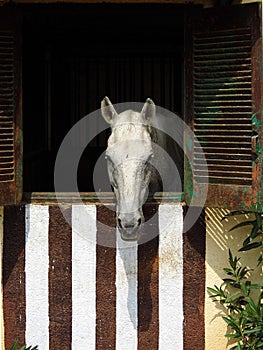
[0,8,22,205]
[184,3,262,211]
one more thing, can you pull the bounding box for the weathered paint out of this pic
[72,205,97,349]
[185,3,263,211]
[159,204,183,350]
[25,205,49,349]
[49,206,72,349]
[183,207,206,349]
[2,203,197,349]
[3,206,26,349]
[0,8,23,205]
[96,205,116,348]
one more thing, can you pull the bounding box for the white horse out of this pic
[101,97,182,241]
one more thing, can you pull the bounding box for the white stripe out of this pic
[25,205,49,350]
[159,204,184,350]
[0,207,4,350]
[72,205,97,350]
[116,232,138,350]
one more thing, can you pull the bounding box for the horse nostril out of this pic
[138,218,142,226]
[118,218,123,229]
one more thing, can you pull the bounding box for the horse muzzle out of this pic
[117,214,143,241]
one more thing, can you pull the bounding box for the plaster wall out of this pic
[1,203,261,349]
[205,208,262,350]
[1,203,186,349]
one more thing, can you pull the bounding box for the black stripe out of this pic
[96,204,116,350]
[49,205,72,350]
[138,204,159,350]
[3,205,26,349]
[183,207,206,350]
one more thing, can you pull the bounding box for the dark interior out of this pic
[22,4,185,192]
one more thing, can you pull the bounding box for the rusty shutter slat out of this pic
[193,24,252,186]
[0,32,15,183]
[185,4,262,210]
[0,9,22,204]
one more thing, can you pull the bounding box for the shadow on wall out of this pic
[118,204,159,332]
[205,207,262,350]
[206,207,261,280]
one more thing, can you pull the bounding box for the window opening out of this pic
[22,4,185,193]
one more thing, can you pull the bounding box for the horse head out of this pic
[101,97,156,241]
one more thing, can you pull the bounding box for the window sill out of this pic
[22,192,185,205]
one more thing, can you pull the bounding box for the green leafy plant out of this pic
[222,211,263,265]
[10,340,38,350]
[208,250,263,350]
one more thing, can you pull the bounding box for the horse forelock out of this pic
[107,112,153,150]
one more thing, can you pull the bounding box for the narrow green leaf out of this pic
[228,250,239,270]
[246,297,258,315]
[225,291,241,303]
[225,333,239,338]
[228,249,233,262]
[241,284,249,297]
[239,241,262,251]
[207,286,221,296]
[10,341,19,350]
[255,212,262,228]
[257,253,263,266]
[229,220,257,232]
[222,316,242,335]
[249,283,262,290]
[239,267,249,279]
[243,326,263,335]
[243,235,252,247]
[229,346,239,350]
[251,224,261,239]
[223,278,236,284]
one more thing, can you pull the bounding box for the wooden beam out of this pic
[2,0,214,5]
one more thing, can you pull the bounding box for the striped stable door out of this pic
[2,204,205,350]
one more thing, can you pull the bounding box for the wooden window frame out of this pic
[0,2,262,210]
[0,7,22,205]
[184,2,263,211]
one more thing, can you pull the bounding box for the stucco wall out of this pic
[0,204,261,349]
[205,208,262,350]
[1,203,189,350]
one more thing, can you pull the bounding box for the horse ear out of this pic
[101,96,118,124]
[141,98,155,122]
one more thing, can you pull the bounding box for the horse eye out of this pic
[112,181,118,189]
[147,153,154,162]
[105,155,114,164]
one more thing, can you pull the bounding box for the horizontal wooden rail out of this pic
[23,192,185,205]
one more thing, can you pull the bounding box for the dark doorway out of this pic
[22,4,185,191]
